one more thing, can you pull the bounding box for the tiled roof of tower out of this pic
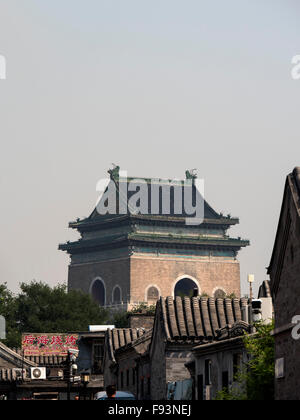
[158,296,250,343]
[59,232,250,253]
[91,176,222,220]
[70,169,240,227]
[59,168,250,256]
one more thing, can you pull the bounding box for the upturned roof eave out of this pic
[58,235,249,254]
[68,215,239,231]
[129,234,250,248]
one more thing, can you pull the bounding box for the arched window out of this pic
[214,289,226,300]
[113,286,122,304]
[91,279,106,306]
[174,278,199,298]
[147,286,160,304]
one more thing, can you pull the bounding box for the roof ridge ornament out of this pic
[108,164,120,181]
[216,320,251,341]
[185,169,197,181]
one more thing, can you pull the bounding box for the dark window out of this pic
[205,360,212,386]
[147,377,151,395]
[120,372,124,389]
[222,371,229,391]
[175,278,199,298]
[91,280,105,306]
[92,340,104,374]
[127,370,130,387]
[132,368,136,386]
[140,378,144,398]
[113,287,121,304]
[197,375,204,401]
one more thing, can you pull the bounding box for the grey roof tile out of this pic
[160,296,250,343]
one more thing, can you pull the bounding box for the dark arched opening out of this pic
[91,279,105,306]
[174,278,199,298]
[113,286,121,304]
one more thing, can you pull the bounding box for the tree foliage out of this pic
[112,311,129,328]
[0,281,110,348]
[0,282,159,348]
[128,303,156,315]
[243,321,275,400]
[0,283,19,348]
[215,321,275,400]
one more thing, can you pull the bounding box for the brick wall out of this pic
[128,314,155,330]
[194,347,247,400]
[150,311,167,400]
[165,349,193,383]
[130,254,241,301]
[68,257,131,306]
[103,356,117,390]
[114,339,151,398]
[274,215,300,400]
[68,252,241,307]
[272,186,300,400]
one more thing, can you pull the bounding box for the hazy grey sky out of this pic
[0,0,300,296]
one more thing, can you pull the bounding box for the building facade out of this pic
[103,295,255,400]
[192,333,249,400]
[104,327,152,400]
[268,167,300,400]
[59,168,249,309]
[0,331,106,400]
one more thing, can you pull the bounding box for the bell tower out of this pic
[59,168,249,309]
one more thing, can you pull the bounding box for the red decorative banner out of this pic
[22,333,79,356]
